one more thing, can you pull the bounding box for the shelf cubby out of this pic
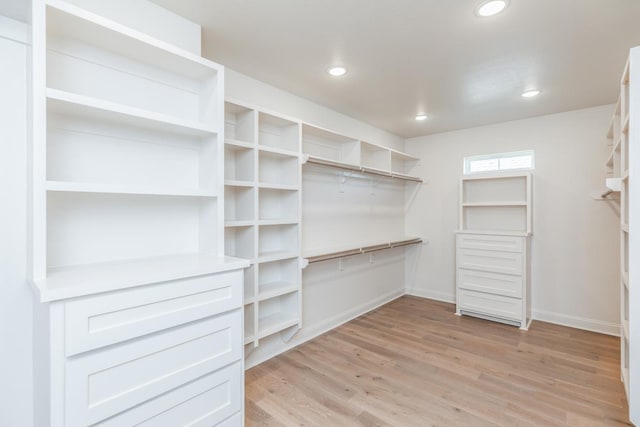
[258,258,299,301]
[361,141,391,172]
[225,144,255,182]
[224,225,255,261]
[47,107,217,192]
[224,185,255,222]
[459,173,532,235]
[301,124,360,165]
[258,224,299,261]
[258,150,299,187]
[257,292,299,339]
[258,188,299,221]
[390,150,419,175]
[258,112,299,153]
[225,102,256,145]
[47,192,218,269]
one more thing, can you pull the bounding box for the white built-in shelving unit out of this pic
[30,1,248,425]
[606,48,638,422]
[224,100,303,352]
[456,172,533,330]
[301,124,423,182]
[300,123,422,263]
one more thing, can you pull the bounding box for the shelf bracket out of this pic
[338,257,345,271]
[369,252,375,264]
[339,171,354,193]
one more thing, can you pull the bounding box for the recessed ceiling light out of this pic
[475,0,508,17]
[415,114,428,121]
[521,90,541,98]
[327,66,347,77]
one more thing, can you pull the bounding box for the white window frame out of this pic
[463,150,535,175]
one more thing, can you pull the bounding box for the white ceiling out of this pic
[153,0,640,138]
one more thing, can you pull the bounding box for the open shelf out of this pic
[47,89,217,137]
[225,102,255,145]
[225,144,255,182]
[224,225,255,261]
[361,141,391,171]
[257,292,299,339]
[258,258,299,301]
[244,302,256,344]
[460,173,531,235]
[258,112,299,153]
[258,187,298,221]
[47,180,216,197]
[258,150,299,187]
[46,0,221,79]
[224,186,254,222]
[301,124,360,165]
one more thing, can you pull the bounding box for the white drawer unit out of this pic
[33,268,247,427]
[456,232,531,329]
[457,268,523,298]
[457,248,523,275]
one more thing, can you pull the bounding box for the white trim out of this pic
[405,287,455,303]
[531,309,620,336]
[0,16,28,45]
[245,288,405,370]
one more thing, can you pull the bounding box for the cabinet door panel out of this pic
[457,233,524,253]
[65,310,241,426]
[65,270,243,356]
[457,248,523,275]
[95,362,242,427]
[457,268,523,298]
[458,289,522,321]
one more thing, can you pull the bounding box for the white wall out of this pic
[405,105,621,335]
[0,16,33,427]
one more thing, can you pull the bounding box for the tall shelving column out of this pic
[455,173,533,330]
[31,0,231,297]
[30,2,250,425]
[627,46,639,425]
[224,101,303,355]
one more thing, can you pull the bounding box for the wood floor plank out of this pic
[245,296,631,426]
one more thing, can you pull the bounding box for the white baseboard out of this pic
[532,309,620,337]
[245,288,405,370]
[405,288,620,337]
[405,287,455,304]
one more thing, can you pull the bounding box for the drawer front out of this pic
[457,234,524,253]
[65,270,243,356]
[458,289,522,321]
[457,248,523,275]
[95,362,242,427]
[457,268,523,298]
[65,310,242,427]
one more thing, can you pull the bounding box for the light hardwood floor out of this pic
[245,296,630,426]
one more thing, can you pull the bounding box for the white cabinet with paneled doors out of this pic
[456,172,532,329]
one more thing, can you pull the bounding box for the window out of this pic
[463,150,534,175]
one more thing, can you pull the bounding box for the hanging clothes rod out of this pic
[305,237,423,264]
[304,155,423,183]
